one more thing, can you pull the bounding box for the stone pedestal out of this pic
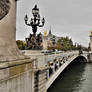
[0,1,34,91]
[25,33,42,50]
[0,59,35,92]
[0,0,26,62]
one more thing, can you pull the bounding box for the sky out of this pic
[16,0,92,47]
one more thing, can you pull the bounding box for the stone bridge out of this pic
[0,0,91,92]
[24,50,89,92]
[45,51,88,90]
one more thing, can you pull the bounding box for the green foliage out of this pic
[57,36,76,51]
[16,40,26,50]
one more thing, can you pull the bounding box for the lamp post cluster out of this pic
[24,5,45,36]
[24,5,45,50]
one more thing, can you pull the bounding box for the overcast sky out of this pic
[16,0,92,47]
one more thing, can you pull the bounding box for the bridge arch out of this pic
[72,55,88,63]
[46,53,88,90]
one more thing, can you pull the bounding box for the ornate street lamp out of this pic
[24,5,45,50]
[24,5,45,36]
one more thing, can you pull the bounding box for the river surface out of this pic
[47,62,92,92]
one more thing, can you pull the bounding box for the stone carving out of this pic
[0,0,10,20]
[26,33,43,50]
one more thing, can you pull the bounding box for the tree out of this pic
[16,40,26,50]
[57,36,76,51]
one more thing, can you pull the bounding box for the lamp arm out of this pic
[24,15,32,26]
[39,24,44,27]
[24,20,32,26]
[38,18,45,27]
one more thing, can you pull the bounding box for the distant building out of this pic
[42,27,61,50]
[47,27,61,45]
[47,27,55,45]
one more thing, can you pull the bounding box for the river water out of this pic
[47,62,92,92]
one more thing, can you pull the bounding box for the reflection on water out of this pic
[47,62,92,92]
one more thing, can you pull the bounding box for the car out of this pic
[58,51,63,53]
[41,50,49,53]
[41,50,53,54]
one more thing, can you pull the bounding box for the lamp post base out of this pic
[26,33,42,50]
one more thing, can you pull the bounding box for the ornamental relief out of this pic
[0,0,10,20]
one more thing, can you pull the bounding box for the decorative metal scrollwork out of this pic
[0,0,10,20]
